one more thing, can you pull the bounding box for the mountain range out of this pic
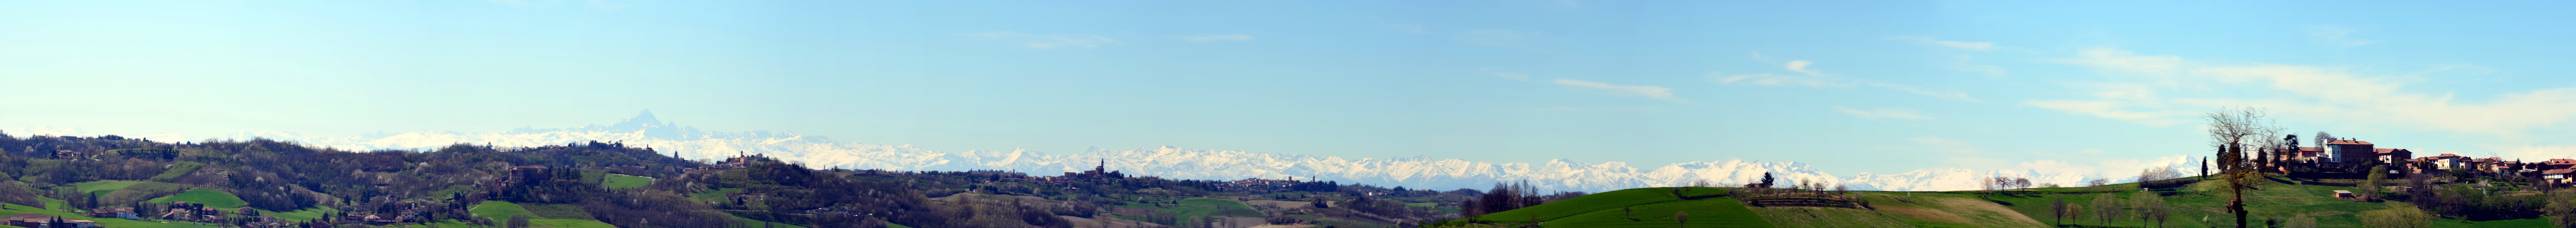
[35,111,2196,192]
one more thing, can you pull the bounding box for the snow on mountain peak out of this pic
[165,112,2189,193]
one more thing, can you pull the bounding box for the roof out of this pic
[2549,159,2576,165]
[2547,169,2576,174]
[2300,147,2324,152]
[2333,190,2353,194]
[2327,140,2374,145]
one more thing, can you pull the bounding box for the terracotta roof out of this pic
[2300,147,2323,152]
[2327,140,2374,145]
[2547,169,2576,174]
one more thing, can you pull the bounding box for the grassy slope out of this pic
[153,161,204,181]
[471,201,540,221]
[1540,197,1771,227]
[1750,207,1911,228]
[1478,187,1732,222]
[149,189,248,208]
[1853,192,2045,228]
[471,201,619,228]
[2,203,216,228]
[1905,176,2555,228]
[71,180,146,194]
[1439,187,1768,227]
[603,174,653,190]
[527,218,618,228]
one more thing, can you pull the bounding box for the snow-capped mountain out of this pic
[15,111,2198,192]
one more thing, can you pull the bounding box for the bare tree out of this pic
[2089,178,2110,187]
[2093,194,2121,225]
[2051,196,2069,226]
[2206,107,2280,228]
[2134,190,2170,227]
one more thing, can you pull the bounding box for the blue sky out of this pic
[7,1,2576,177]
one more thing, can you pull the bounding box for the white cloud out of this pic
[2308,25,2384,48]
[1179,34,1255,42]
[959,32,1120,49]
[1711,60,1981,102]
[1551,79,1679,101]
[1887,35,1995,51]
[2041,48,2576,139]
[1784,60,1817,74]
[1833,107,1929,120]
[2024,99,2198,127]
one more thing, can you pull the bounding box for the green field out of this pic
[258,206,342,222]
[1431,187,1771,227]
[153,161,205,181]
[71,180,147,193]
[1477,187,1735,222]
[471,201,541,221]
[1110,197,1266,223]
[150,189,248,208]
[527,218,618,228]
[604,174,653,189]
[3,203,218,228]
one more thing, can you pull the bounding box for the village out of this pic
[2257,135,2576,203]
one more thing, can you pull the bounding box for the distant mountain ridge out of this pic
[64,111,2196,192]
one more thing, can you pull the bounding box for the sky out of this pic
[7,1,2576,178]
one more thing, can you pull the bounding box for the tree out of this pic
[2089,178,2109,187]
[2093,194,2121,225]
[1758,172,1776,189]
[2205,107,2279,228]
[2133,190,2169,227]
[2363,165,2387,201]
[2360,207,2432,228]
[2067,203,2086,226]
[1674,211,1688,227]
[2314,131,2332,150]
[2051,196,2069,226]
[507,215,530,228]
[2547,189,2576,228]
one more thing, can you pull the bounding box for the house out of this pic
[86,207,136,220]
[2376,149,2414,166]
[2544,159,2576,171]
[2,213,54,228]
[2279,147,2325,161]
[2333,190,2357,199]
[2545,169,2576,185]
[2426,153,2471,170]
[2325,139,2376,166]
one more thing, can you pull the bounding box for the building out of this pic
[86,207,135,220]
[1061,160,1125,180]
[2426,153,2471,170]
[2376,149,2415,165]
[2546,169,2576,185]
[2324,139,2376,166]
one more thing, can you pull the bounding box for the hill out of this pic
[1437,174,2573,228]
[0,131,1472,227]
